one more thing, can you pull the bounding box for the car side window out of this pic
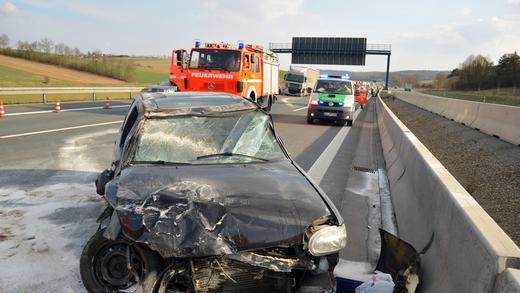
[120,106,138,148]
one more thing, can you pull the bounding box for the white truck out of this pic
[283,66,320,96]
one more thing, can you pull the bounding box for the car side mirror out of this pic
[95,169,114,195]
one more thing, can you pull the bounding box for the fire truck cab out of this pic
[170,41,279,110]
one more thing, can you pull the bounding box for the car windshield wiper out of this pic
[130,160,192,165]
[196,152,270,162]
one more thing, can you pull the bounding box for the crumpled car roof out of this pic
[138,92,258,117]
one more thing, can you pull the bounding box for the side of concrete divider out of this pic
[494,268,520,293]
[395,91,520,145]
[375,96,520,292]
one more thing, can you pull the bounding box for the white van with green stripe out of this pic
[307,75,356,126]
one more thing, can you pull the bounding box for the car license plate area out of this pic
[323,112,337,117]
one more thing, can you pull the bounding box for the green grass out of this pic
[0,49,135,81]
[419,88,520,106]
[0,65,84,87]
[134,69,169,84]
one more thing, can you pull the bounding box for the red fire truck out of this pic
[170,41,279,110]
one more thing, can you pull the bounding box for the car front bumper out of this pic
[308,105,355,121]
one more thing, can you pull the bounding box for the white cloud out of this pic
[508,0,520,6]
[17,0,52,7]
[462,8,471,15]
[393,15,520,69]
[0,1,17,14]
[201,0,304,20]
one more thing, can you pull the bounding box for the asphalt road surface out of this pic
[0,95,391,292]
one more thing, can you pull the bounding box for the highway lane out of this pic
[0,95,389,291]
[2,100,132,115]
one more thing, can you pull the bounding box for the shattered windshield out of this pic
[132,111,286,164]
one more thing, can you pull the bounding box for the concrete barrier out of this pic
[375,96,520,292]
[494,268,520,293]
[394,91,520,146]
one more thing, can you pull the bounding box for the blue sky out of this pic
[1,0,519,71]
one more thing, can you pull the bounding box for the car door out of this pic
[112,102,139,170]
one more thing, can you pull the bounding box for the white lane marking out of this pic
[280,98,294,107]
[5,105,129,116]
[306,108,361,184]
[280,97,304,107]
[0,120,123,139]
[293,106,307,112]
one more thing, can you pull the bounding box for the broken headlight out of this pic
[308,224,347,256]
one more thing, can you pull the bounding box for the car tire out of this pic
[347,120,353,126]
[80,228,163,293]
[307,116,313,124]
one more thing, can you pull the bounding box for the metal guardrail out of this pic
[0,87,144,103]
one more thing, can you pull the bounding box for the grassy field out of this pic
[420,88,520,106]
[0,54,171,104]
[0,64,82,87]
[134,69,169,85]
[0,54,169,87]
[129,57,170,74]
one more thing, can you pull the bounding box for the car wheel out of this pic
[347,120,353,126]
[80,228,163,293]
[307,116,314,124]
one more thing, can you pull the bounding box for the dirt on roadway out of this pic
[382,95,520,245]
[0,55,125,85]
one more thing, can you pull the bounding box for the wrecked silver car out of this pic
[80,92,347,293]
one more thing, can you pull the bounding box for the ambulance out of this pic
[307,74,356,126]
[170,41,279,111]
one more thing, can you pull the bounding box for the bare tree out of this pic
[73,47,82,56]
[63,45,73,55]
[28,41,38,51]
[17,40,30,50]
[0,33,9,48]
[458,55,494,90]
[38,38,54,53]
[54,42,66,55]
[434,73,447,89]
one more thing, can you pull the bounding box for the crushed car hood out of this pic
[107,160,334,258]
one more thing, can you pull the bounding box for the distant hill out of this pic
[319,69,449,81]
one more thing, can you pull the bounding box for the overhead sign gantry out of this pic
[269,37,392,89]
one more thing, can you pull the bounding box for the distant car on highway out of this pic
[307,75,356,126]
[141,80,177,93]
[81,92,347,293]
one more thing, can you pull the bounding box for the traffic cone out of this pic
[0,101,5,117]
[105,97,111,109]
[55,99,61,113]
